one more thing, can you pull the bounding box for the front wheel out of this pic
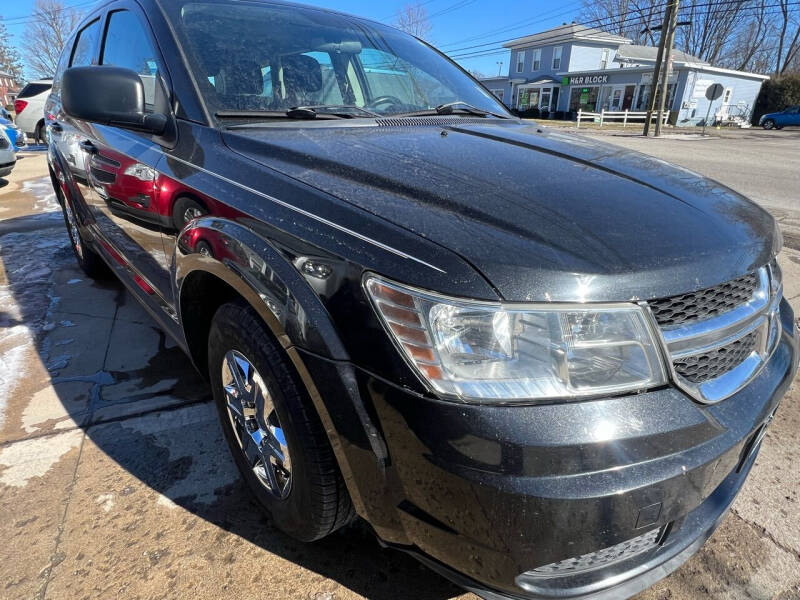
[762,119,775,130]
[59,188,109,279]
[208,301,354,541]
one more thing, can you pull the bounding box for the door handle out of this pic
[49,121,63,133]
[79,140,98,155]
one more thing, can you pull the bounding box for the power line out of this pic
[377,0,442,23]
[447,0,798,61]
[437,0,585,48]
[444,0,755,56]
[0,0,95,25]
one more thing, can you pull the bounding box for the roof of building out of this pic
[503,23,632,49]
[614,44,708,66]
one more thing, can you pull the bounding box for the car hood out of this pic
[223,119,778,302]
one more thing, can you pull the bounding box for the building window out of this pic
[552,46,562,70]
[491,89,504,101]
[634,83,678,111]
[516,51,525,73]
[532,48,541,71]
[600,49,610,70]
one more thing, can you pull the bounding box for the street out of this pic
[1,133,799,599]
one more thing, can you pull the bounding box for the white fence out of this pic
[576,109,670,128]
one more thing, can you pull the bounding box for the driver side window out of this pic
[358,47,455,108]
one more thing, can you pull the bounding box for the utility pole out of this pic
[654,0,679,136]
[643,0,674,136]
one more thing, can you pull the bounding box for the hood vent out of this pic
[375,116,494,127]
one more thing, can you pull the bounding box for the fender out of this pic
[174,215,350,360]
[173,216,389,518]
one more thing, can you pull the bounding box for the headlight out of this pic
[123,163,157,181]
[365,276,667,402]
[769,257,782,299]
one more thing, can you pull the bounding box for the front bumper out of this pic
[299,298,798,599]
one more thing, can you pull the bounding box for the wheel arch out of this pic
[174,218,379,517]
[174,217,351,375]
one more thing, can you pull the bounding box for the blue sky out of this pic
[2,0,586,78]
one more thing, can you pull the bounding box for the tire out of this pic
[35,121,47,146]
[208,301,354,541]
[172,196,207,231]
[58,187,109,279]
[196,240,213,258]
[762,119,775,130]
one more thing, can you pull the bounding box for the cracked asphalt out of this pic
[0,135,799,600]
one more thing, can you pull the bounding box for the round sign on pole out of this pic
[706,83,724,101]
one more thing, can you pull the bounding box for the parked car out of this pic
[0,117,26,151]
[0,128,15,178]
[47,1,798,599]
[760,105,800,129]
[0,106,11,120]
[14,78,52,143]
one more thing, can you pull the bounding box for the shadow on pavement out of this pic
[0,208,465,600]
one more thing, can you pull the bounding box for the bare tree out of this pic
[468,68,487,79]
[577,0,800,75]
[578,0,661,46]
[395,2,433,41]
[23,0,82,78]
[675,0,747,65]
[0,18,25,82]
[726,1,772,72]
[774,0,800,74]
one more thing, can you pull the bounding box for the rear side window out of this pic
[16,82,52,98]
[101,10,161,112]
[51,41,72,97]
[71,19,101,67]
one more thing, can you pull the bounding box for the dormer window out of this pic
[516,51,525,73]
[552,46,562,70]
[532,48,541,71]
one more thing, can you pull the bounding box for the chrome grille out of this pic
[673,331,758,383]
[650,265,781,404]
[649,272,758,326]
[527,528,661,577]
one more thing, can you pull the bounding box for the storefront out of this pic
[515,77,560,112]
[482,47,768,125]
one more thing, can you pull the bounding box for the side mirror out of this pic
[62,66,167,135]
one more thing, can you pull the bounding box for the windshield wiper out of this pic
[397,101,511,120]
[216,105,381,124]
[288,105,382,118]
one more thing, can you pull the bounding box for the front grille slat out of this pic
[648,267,776,401]
[673,330,759,383]
[650,273,758,327]
[527,528,661,577]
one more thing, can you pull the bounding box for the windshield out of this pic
[168,1,510,119]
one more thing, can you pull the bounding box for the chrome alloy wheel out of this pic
[222,350,292,498]
[184,206,204,223]
[63,200,83,259]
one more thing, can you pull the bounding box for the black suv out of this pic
[45,1,798,598]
